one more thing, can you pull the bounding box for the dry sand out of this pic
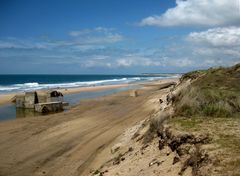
[0,79,177,176]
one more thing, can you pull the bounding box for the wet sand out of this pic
[0,79,177,176]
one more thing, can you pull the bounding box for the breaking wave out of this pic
[0,75,180,93]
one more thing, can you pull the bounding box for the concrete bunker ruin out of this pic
[14,90,67,113]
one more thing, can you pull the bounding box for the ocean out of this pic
[0,74,180,94]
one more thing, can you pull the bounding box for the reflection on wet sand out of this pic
[16,108,63,119]
[0,85,140,121]
[16,108,41,118]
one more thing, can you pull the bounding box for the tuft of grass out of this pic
[215,132,240,175]
[215,133,240,153]
[169,117,203,131]
[180,70,206,82]
[202,104,231,117]
[226,159,240,176]
[143,112,169,144]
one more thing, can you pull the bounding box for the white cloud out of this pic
[0,29,124,51]
[81,56,112,68]
[140,0,240,27]
[187,26,240,47]
[0,40,48,49]
[69,30,91,37]
[0,41,23,49]
[185,27,240,67]
[116,59,133,67]
[83,33,124,44]
[186,26,240,60]
[168,58,193,67]
[117,55,145,67]
[1,26,239,71]
[69,27,124,45]
[69,27,114,37]
[116,55,181,67]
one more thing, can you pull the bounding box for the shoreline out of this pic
[0,83,133,105]
[0,78,178,106]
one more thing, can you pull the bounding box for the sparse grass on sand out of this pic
[169,116,240,175]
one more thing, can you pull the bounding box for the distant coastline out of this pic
[0,74,180,94]
[141,73,182,77]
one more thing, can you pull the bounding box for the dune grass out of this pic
[173,64,240,118]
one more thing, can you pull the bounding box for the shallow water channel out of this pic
[0,85,139,121]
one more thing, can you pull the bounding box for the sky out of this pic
[0,0,240,74]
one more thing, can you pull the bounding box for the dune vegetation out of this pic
[168,64,240,175]
[174,64,240,118]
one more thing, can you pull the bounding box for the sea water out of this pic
[0,74,179,94]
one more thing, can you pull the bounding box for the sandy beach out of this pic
[1,0,239,174]
[0,83,134,105]
[0,78,177,176]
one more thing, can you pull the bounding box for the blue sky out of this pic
[0,0,240,74]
